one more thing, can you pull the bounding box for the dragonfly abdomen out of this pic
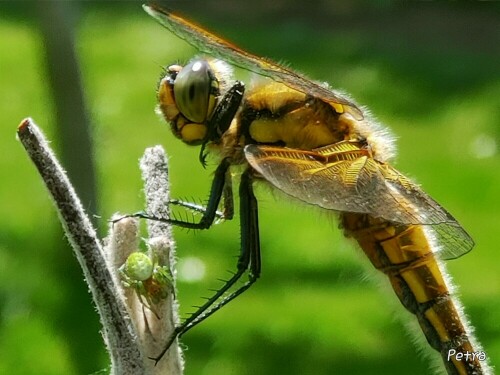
[341,213,487,375]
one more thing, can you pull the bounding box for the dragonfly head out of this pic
[157,58,219,145]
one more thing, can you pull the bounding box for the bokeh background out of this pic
[0,1,498,374]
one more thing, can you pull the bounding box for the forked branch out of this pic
[17,118,183,375]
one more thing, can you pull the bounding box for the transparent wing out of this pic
[244,142,474,259]
[144,4,364,121]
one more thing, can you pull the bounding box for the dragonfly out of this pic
[138,4,489,374]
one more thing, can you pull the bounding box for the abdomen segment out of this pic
[341,213,486,375]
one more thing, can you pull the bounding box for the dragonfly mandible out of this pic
[136,4,490,374]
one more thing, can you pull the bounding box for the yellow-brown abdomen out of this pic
[341,213,485,375]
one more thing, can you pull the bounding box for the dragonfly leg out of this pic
[150,168,261,364]
[199,81,245,166]
[119,157,231,229]
[169,177,234,222]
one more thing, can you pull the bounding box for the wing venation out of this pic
[244,144,473,259]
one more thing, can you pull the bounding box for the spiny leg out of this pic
[150,168,261,363]
[169,177,234,222]
[123,157,231,229]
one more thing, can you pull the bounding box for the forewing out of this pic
[144,4,364,120]
[244,144,473,259]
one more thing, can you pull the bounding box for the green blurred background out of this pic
[0,1,498,374]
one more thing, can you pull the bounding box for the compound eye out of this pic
[174,59,214,123]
